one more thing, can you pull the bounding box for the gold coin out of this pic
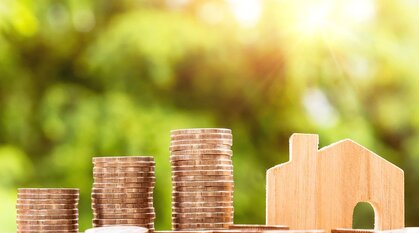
[93,156,154,163]
[92,203,153,209]
[18,188,79,195]
[228,224,289,231]
[92,187,153,193]
[16,203,78,210]
[171,129,231,135]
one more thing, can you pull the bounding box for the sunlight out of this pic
[227,0,261,27]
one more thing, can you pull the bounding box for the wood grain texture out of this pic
[266,134,404,233]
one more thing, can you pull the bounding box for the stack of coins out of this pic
[170,128,234,230]
[91,156,156,230]
[16,188,79,233]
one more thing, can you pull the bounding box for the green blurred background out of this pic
[1,0,419,232]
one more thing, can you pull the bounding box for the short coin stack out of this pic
[16,188,79,233]
[170,128,234,230]
[91,156,156,230]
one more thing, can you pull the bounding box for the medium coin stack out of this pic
[16,188,79,233]
[170,128,234,230]
[91,156,156,230]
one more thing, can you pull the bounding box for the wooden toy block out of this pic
[266,134,404,233]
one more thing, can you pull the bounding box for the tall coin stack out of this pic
[16,188,79,233]
[170,128,234,230]
[91,156,156,230]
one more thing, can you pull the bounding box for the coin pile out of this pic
[91,156,156,230]
[16,188,79,233]
[170,128,234,230]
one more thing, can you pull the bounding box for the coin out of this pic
[170,149,233,156]
[172,217,233,224]
[332,229,374,233]
[92,187,153,193]
[17,208,79,215]
[93,167,155,173]
[17,224,78,231]
[171,162,233,168]
[93,182,155,188]
[172,175,233,182]
[93,223,154,228]
[92,207,154,214]
[170,144,231,152]
[171,139,233,146]
[16,219,78,225]
[16,214,78,220]
[17,193,79,199]
[172,201,233,208]
[172,212,233,218]
[171,134,232,140]
[172,165,233,171]
[93,172,155,178]
[173,170,233,176]
[18,188,79,195]
[173,185,234,192]
[93,156,154,162]
[170,155,232,162]
[172,222,232,229]
[228,224,289,231]
[92,219,154,225]
[16,199,78,205]
[93,177,156,183]
[172,191,233,197]
[92,203,153,209]
[17,230,78,233]
[173,207,234,213]
[93,213,155,219]
[172,181,234,187]
[16,204,78,210]
[92,197,152,204]
[91,192,153,199]
[171,129,232,135]
[154,231,213,233]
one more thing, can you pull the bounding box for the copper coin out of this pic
[171,133,232,140]
[171,160,232,166]
[17,208,79,215]
[93,182,155,188]
[170,149,232,156]
[172,201,233,208]
[170,144,231,152]
[93,213,155,219]
[172,196,233,202]
[16,219,78,225]
[92,219,154,225]
[17,230,78,233]
[173,170,233,176]
[93,156,154,162]
[17,214,78,220]
[171,129,231,135]
[172,165,233,171]
[173,185,234,192]
[93,167,155,173]
[171,140,232,147]
[92,203,153,209]
[172,212,233,218]
[229,224,289,231]
[94,177,156,183]
[92,187,153,193]
[173,207,234,213]
[170,156,232,162]
[172,217,232,224]
[16,199,78,205]
[92,192,153,199]
[17,193,79,199]
[172,180,234,187]
[92,207,154,214]
[93,172,155,177]
[17,224,78,231]
[172,191,233,197]
[16,204,78,210]
[172,175,233,182]
[18,188,79,195]
[92,197,152,204]
[93,223,154,228]
[172,222,232,229]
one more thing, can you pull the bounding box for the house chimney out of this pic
[289,133,319,163]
